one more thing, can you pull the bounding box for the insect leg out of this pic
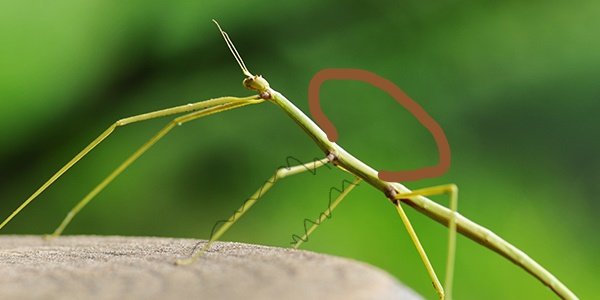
[46,98,264,238]
[176,156,331,265]
[393,184,458,300]
[0,95,260,231]
[291,177,361,249]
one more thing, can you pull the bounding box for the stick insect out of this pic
[0,21,577,300]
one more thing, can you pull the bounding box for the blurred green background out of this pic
[0,1,597,299]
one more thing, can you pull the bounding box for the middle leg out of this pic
[291,177,362,248]
[177,156,332,265]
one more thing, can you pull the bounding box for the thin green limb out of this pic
[0,95,260,232]
[394,184,458,300]
[394,200,445,300]
[176,157,331,265]
[0,125,114,231]
[292,177,362,249]
[47,98,264,238]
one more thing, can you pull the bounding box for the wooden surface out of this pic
[0,236,422,300]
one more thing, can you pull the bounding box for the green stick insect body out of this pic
[0,20,577,300]
[259,82,577,300]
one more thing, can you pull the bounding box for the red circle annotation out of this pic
[307,68,451,182]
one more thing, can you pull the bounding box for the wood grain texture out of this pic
[0,236,421,300]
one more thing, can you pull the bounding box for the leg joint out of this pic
[447,183,458,195]
[275,168,288,179]
[385,186,400,204]
[326,151,337,164]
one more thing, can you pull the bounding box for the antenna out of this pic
[212,20,253,77]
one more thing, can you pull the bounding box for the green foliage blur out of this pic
[1,1,597,299]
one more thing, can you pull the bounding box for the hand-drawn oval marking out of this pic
[308,68,451,182]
